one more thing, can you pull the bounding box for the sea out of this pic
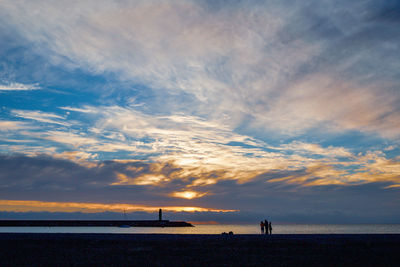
[1,224,400,234]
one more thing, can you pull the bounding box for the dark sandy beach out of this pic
[0,233,399,266]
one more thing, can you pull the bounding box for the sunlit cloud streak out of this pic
[0,82,40,91]
[12,110,71,127]
[0,121,29,131]
[0,200,236,213]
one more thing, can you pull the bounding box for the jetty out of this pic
[0,209,193,227]
[0,220,193,227]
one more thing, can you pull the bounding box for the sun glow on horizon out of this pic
[170,190,207,199]
[0,200,237,213]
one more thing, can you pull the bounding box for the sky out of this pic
[0,0,399,224]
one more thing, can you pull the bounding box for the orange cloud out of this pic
[384,184,400,189]
[111,172,168,186]
[0,200,237,213]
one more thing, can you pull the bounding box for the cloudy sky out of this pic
[0,0,399,223]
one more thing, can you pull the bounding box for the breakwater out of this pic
[0,220,193,227]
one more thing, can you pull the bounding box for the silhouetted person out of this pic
[159,209,162,221]
[268,221,272,235]
[264,220,268,235]
[260,221,265,234]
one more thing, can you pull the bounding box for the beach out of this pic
[0,233,399,266]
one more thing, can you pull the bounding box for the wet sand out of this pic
[0,233,399,266]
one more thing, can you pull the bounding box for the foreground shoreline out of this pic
[1,233,399,266]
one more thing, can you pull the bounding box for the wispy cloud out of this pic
[1,0,399,138]
[0,82,40,91]
[280,141,353,158]
[0,199,236,213]
[12,110,71,126]
[4,102,400,189]
[384,184,400,189]
[4,104,400,190]
[60,106,95,113]
[0,121,29,131]
[40,131,98,148]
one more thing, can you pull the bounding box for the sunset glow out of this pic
[170,191,207,199]
[0,200,236,213]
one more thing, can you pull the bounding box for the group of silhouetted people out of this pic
[260,219,272,235]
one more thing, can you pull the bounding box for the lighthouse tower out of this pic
[159,208,162,221]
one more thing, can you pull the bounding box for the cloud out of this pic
[170,190,207,199]
[267,164,349,186]
[254,74,400,137]
[40,131,98,148]
[79,105,292,184]
[3,104,399,189]
[1,0,399,138]
[111,172,167,186]
[0,82,40,91]
[0,121,28,131]
[60,106,95,113]
[280,141,353,158]
[384,184,400,189]
[0,153,399,223]
[0,199,235,213]
[12,110,71,126]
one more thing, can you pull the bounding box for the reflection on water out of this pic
[1,224,400,234]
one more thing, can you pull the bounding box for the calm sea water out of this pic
[1,224,400,234]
